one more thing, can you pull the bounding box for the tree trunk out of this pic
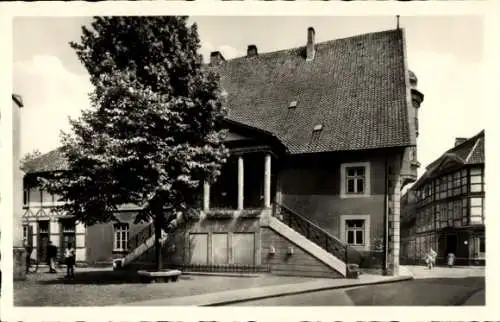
[154,213,164,272]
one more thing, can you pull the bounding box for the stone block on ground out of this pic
[137,269,182,283]
[346,264,360,279]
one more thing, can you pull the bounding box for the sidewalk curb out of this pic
[126,275,413,306]
[204,275,414,306]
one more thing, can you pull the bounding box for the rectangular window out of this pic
[38,221,49,234]
[61,220,75,233]
[29,187,42,203]
[346,167,365,194]
[113,223,129,252]
[41,189,53,204]
[23,225,29,245]
[345,219,365,246]
[479,237,485,253]
[23,189,28,205]
[469,167,484,193]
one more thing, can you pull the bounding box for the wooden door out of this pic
[38,221,49,263]
[212,233,228,265]
[231,233,255,265]
[188,233,208,265]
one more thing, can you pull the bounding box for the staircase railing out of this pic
[128,223,154,251]
[274,203,362,266]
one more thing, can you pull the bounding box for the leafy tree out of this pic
[41,16,228,271]
[20,149,42,172]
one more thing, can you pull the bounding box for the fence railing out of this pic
[173,264,271,273]
[274,203,363,266]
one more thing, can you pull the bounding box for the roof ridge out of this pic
[219,28,402,63]
[446,129,484,153]
[465,136,482,163]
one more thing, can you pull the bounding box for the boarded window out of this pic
[212,233,228,265]
[231,233,255,265]
[189,233,208,265]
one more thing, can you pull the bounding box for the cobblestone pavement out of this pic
[14,268,314,306]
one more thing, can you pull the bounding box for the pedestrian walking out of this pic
[24,242,33,274]
[47,241,58,273]
[64,243,75,278]
[425,248,437,269]
[447,252,455,267]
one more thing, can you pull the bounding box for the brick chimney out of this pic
[247,45,258,57]
[455,137,468,146]
[210,51,225,66]
[306,27,316,61]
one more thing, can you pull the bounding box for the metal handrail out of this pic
[277,203,346,245]
[275,203,363,267]
[128,223,154,251]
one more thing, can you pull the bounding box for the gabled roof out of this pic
[212,28,412,154]
[22,147,68,174]
[412,130,484,190]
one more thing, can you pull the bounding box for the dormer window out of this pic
[288,100,298,109]
[310,124,323,145]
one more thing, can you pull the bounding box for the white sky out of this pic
[12,16,484,180]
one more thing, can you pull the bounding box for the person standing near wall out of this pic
[425,248,437,269]
[64,243,75,278]
[47,241,58,273]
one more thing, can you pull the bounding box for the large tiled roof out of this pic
[25,28,413,174]
[213,28,412,154]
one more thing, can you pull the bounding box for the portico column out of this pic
[238,156,244,210]
[203,180,210,211]
[264,153,271,208]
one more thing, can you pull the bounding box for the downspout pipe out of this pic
[383,157,389,275]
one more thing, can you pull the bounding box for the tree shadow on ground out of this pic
[37,270,194,285]
[345,276,485,306]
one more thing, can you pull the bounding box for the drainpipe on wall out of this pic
[383,157,389,274]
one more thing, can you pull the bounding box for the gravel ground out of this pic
[14,268,314,306]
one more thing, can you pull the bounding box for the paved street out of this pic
[14,265,484,306]
[231,276,484,306]
[229,266,485,306]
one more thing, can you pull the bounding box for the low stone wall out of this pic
[260,227,342,278]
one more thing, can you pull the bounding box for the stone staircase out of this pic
[272,203,363,277]
[113,223,168,269]
[119,204,362,278]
